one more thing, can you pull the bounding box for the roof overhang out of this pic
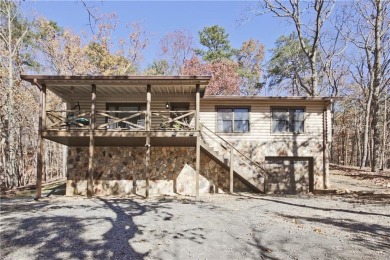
[21,75,211,100]
[203,95,336,107]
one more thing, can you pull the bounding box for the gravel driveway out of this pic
[1,192,389,260]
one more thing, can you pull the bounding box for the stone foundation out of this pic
[206,138,325,192]
[66,146,246,196]
[67,136,325,196]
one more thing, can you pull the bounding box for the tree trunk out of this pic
[361,90,372,168]
[350,131,355,165]
[370,0,383,172]
[381,94,387,169]
[7,4,17,188]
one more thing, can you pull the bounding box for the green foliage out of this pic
[0,0,38,70]
[36,20,63,40]
[86,41,134,75]
[195,25,235,61]
[144,60,169,75]
[267,32,311,94]
[236,39,265,95]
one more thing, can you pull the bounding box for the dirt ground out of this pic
[330,164,390,192]
[1,168,389,260]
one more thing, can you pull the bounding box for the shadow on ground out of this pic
[45,183,66,196]
[278,213,390,252]
[331,164,390,180]
[1,198,148,260]
[234,193,390,217]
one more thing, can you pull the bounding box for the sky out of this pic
[21,0,295,70]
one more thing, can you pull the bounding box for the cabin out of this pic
[21,75,332,198]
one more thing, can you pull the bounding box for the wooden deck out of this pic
[43,129,198,146]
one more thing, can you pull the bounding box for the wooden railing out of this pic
[97,110,147,130]
[199,123,269,180]
[46,110,90,129]
[152,110,195,130]
[45,109,196,131]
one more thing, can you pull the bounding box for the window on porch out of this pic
[106,103,146,129]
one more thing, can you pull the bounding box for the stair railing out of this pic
[199,123,269,178]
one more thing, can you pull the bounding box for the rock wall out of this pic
[66,146,248,196]
[206,138,324,192]
[67,135,324,196]
[264,138,323,191]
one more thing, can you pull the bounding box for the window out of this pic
[107,103,145,129]
[217,108,250,133]
[272,108,304,133]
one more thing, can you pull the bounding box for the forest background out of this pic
[1,0,389,189]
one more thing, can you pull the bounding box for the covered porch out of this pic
[21,75,211,199]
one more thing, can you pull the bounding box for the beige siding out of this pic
[66,95,325,138]
[199,99,325,143]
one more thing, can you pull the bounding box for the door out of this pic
[265,157,314,194]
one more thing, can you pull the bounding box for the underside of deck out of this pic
[43,130,198,146]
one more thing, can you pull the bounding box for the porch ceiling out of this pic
[21,75,210,100]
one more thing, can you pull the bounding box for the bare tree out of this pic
[341,0,389,171]
[0,0,30,188]
[159,29,194,75]
[254,0,335,96]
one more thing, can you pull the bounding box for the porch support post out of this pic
[145,84,151,198]
[145,137,150,198]
[87,84,96,198]
[196,136,200,199]
[323,103,331,189]
[35,83,46,200]
[146,84,151,131]
[229,148,234,193]
[195,84,200,131]
[195,84,200,199]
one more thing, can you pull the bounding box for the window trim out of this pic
[215,106,251,134]
[106,103,146,128]
[271,107,305,134]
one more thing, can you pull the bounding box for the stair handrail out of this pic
[199,123,269,176]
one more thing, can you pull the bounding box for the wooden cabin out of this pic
[21,75,332,198]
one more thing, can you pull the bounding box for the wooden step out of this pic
[200,139,264,193]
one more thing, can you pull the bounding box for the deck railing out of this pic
[46,110,90,129]
[45,110,196,131]
[200,123,269,179]
[97,110,147,130]
[152,110,195,130]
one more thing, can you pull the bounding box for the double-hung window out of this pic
[272,108,304,133]
[217,108,250,133]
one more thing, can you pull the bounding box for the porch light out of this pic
[165,102,170,109]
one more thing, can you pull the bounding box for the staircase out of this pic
[199,123,268,193]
